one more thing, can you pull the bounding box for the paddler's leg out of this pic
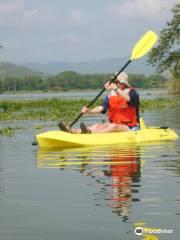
[59,122,128,134]
[73,123,112,134]
[72,123,111,134]
[89,123,129,133]
[88,123,109,131]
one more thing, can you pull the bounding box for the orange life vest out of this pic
[108,88,138,126]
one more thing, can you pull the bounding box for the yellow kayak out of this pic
[36,120,179,148]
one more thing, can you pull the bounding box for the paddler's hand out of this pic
[104,81,117,90]
[82,106,90,114]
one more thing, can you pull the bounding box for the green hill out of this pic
[0,62,45,79]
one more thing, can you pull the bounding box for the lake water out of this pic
[0,89,172,100]
[0,107,180,240]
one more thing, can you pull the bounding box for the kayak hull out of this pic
[36,127,179,148]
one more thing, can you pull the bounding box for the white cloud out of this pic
[0,0,178,62]
[108,0,178,20]
[24,9,39,21]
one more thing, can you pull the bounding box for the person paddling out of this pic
[59,72,140,134]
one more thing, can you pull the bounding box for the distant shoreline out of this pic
[0,88,165,95]
[0,89,103,94]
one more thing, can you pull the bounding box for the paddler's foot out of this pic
[80,122,91,134]
[58,122,72,133]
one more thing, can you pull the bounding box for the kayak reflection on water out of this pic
[36,144,142,222]
[79,146,141,222]
[107,147,141,221]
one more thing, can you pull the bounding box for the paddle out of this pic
[69,31,158,128]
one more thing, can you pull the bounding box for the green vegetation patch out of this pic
[0,127,14,136]
[140,98,180,112]
[0,98,180,122]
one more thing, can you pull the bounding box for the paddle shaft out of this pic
[69,59,132,128]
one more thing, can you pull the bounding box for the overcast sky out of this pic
[0,0,178,63]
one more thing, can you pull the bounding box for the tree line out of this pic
[148,3,179,93]
[0,71,167,93]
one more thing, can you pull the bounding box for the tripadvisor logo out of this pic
[133,222,173,237]
[135,227,143,236]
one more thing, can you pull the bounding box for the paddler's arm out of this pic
[115,88,130,102]
[82,94,109,114]
[82,106,104,114]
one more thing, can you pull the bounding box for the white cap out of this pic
[116,72,130,87]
